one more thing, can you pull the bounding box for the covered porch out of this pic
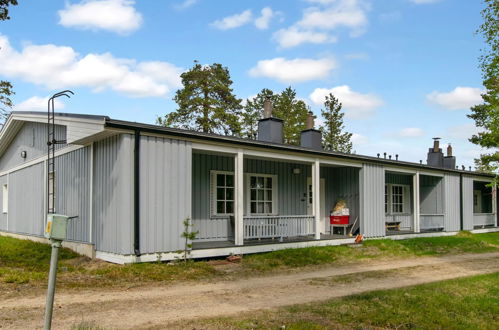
[190,148,360,249]
[472,180,496,228]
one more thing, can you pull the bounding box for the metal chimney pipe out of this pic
[377,153,380,158]
[306,111,315,130]
[263,97,272,118]
[384,152,387,159]
[389,155,392,160]
[447,144,453,157]
[433,137,441,152]
[395,154,399,161]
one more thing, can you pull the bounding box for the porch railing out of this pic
[243,215,315,240]
[420,214,444,230]
[473,213,496,227]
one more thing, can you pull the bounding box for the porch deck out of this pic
[192,233,348,250]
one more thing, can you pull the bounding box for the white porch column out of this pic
[492,182,497,216]
[313,159,321,239]
[234,150,244,245]
[413,172,421,233]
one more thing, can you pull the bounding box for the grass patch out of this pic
[182,272,499,329]
[0,232,498,291]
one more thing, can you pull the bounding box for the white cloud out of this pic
[396,127,425,138]
[310,85,383,119]
[249,57,336,83]
[0,35,182,98]
[255,7,274,30]
[58,0,143,35]
[410,0,441,4]
[426,86,483,110]
[351,133,368,145]
[14,96,65,112]
[273,27,337,48]
[174,0,198,10]
[211,10,253,30]
[298,0,369,37]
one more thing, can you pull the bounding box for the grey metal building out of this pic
[0,111,496,264]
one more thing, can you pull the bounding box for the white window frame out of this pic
[246,173,278,216]
[385,183,410,215]
[2,184,7,214]
[210,170,235,217]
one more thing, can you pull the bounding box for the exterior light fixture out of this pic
[20,151,27,159]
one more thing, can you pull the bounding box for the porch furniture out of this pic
[385,221,401,231]
[331,224,350,236]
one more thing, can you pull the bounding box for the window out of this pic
[385,184,409,214]
[473,190,482,213]
[211,171,234,216]
[392,185,404,213]
[48,172,55,213]
[247,174,277,215]
[2,184,7,213]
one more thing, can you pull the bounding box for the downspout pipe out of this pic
[134,129,141,256]
[459,173,463,231]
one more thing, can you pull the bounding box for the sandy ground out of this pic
[1,252,499,329]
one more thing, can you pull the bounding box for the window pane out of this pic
[250,176,256,188]
[217,174,225,187]
[265,177,272,188]
[257,177,264,188]
[226,202,234,214]
[257,202,264,213]
[226,175,234,187]
[217,201,225,213]
[257,190,264,200]
[226,188,234,201]
[251,189,256,200]
[217,188,225,200]
[265,202,272,213]
[266,190,272,201]
[251,202,256,213]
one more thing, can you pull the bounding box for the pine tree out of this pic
[468,0,498,180]
[273,87,309,145]
[319,93,353,153]
[157,61,242,135]
[241,88,276,139]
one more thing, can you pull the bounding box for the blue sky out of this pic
[0,0,488,167]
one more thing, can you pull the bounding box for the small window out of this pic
[2,184,8,213]
[211,171,234,216]
[392,185,404,213]
[384,185,388,213]
[247,174,277,215]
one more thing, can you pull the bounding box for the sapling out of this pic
[180,217,198,262]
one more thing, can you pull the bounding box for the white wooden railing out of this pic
[420,214,444,230]
[473,213,496,227]
[243,215,314,239]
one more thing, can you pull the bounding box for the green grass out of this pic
[184,272,499,329]
[0,232,498,290]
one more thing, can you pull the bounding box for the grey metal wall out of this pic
[462,175,474,230]
[191,153,311,241]
[359,163,385,237]
[0,122,66,171]
[321,166,359,229]
[420,175,444,214]
[54,147,91,243]
[0,175,7,230]
[92,134,134,255]
[8,163,45,236]
[139,135,192,254]
[443,173,461,231]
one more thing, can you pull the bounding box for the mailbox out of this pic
[45,214,69,240]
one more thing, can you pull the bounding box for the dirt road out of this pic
[2,252,499,329]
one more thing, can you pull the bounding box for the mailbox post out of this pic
[44,214,70,330]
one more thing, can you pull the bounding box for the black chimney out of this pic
[300,111,322,150]
[443,144,456,169]
[427,137,444,167]
[257,98,284,144]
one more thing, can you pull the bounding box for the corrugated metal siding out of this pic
[359,163,385,237]
[322,166,359,230]
[93,134,134,254]
[443,173,461,231]
[0,122,66,171]
[54,147,91,243]
[0,175,7,230]
[420,175,444,214]
[139,135,192,254]
[386,172,412,185]
[462,175,474,230]
[8,163,45,236]
[385,214,413,230]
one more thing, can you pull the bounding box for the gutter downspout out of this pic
[134,129,141,256]
[459,173,463,231]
